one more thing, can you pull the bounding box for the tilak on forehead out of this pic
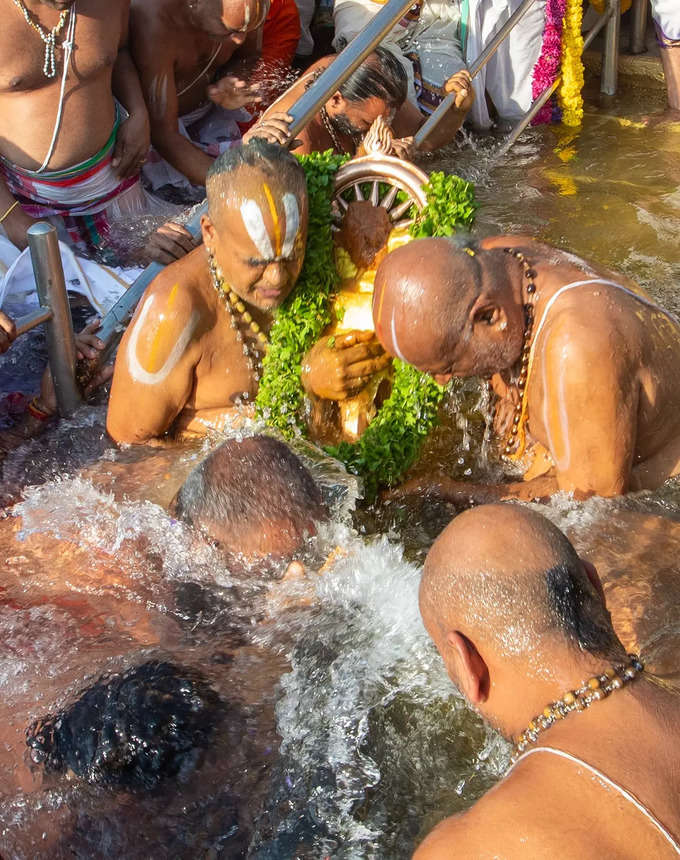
[235,0,268,30]
[239,183,301,260]
[373,273,412,364]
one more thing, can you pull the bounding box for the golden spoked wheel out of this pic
[331,153,429,233]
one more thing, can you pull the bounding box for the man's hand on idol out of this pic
[302,330,391,401]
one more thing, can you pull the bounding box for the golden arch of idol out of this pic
[318,117,429,444]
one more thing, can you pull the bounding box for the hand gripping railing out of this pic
[10,222,83,417]
[498,0,622,157]
[414,0,538,147]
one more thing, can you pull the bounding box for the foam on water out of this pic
[252,529,509,858]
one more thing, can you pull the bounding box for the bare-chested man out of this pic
[131,0,270,197]
[0,0,189,262]
[107,140,309,442]
[244,49,474,156]
[416,504,680,859]
[372,235,680,501]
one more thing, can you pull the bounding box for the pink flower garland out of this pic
[531,0,566,124]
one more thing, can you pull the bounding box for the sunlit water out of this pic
[1,75,679,857]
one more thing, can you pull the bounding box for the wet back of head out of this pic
[173,435,327,568]
[420,504,623,668]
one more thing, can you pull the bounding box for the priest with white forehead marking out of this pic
[107,140,311,443]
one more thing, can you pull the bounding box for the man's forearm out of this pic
[417,107,467,153]
[387,474,559,505]
[113,47,149,118]
[152,128,216,187]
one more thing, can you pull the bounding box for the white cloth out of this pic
[0,234,141,320]
[142,103,246,199]
[651,0,680,40]
[465,0,546,129]
[333,0,466,110]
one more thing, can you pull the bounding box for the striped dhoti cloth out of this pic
[0,117,147,262]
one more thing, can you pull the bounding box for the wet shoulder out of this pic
[413,757,646,859]
[124,256,212,368]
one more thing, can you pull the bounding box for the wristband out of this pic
[26,396,54,422]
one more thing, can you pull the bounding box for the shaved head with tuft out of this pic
[420,504,622,666]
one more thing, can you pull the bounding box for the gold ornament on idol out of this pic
[500,247,538,461]
[12,0,71,79]
[208,251,268,378]
[512,654,644,763]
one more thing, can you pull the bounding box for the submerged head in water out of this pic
[26,661,223,790]
[173,435,328,574]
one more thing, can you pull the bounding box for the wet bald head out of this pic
[372,238,525,379]
[190,0,270,39]
[420,504,621,665]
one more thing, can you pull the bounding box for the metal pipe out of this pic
[93,261,162,363]
[286,0,418,137]
[583,6,614,51]
[498,5,615,157]
[14,306,52,337]
[601,0,621,95]
[630,0,648,54]
[415,0,538,146]
[496,78,560,157]
[27,222,82,417]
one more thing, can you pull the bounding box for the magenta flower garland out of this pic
[531,0,566,124]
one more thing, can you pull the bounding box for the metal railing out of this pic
[11,223,83,417]
[498,0,622,156]
[630,0,648,54]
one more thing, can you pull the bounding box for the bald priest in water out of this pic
[415,503,680,858]
[372,235,680,502]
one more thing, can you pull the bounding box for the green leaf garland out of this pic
[255,153,477,498]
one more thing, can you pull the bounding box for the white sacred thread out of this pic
[390,308,408,363]
[281,193,300,257]
[126,295,200,386]
[240,199,274,259]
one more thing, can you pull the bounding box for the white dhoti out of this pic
[651,0,680,42]
[142,103,247,202]
[0,235,142,321]
[464,0,546,129]
[333,0,466,115]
